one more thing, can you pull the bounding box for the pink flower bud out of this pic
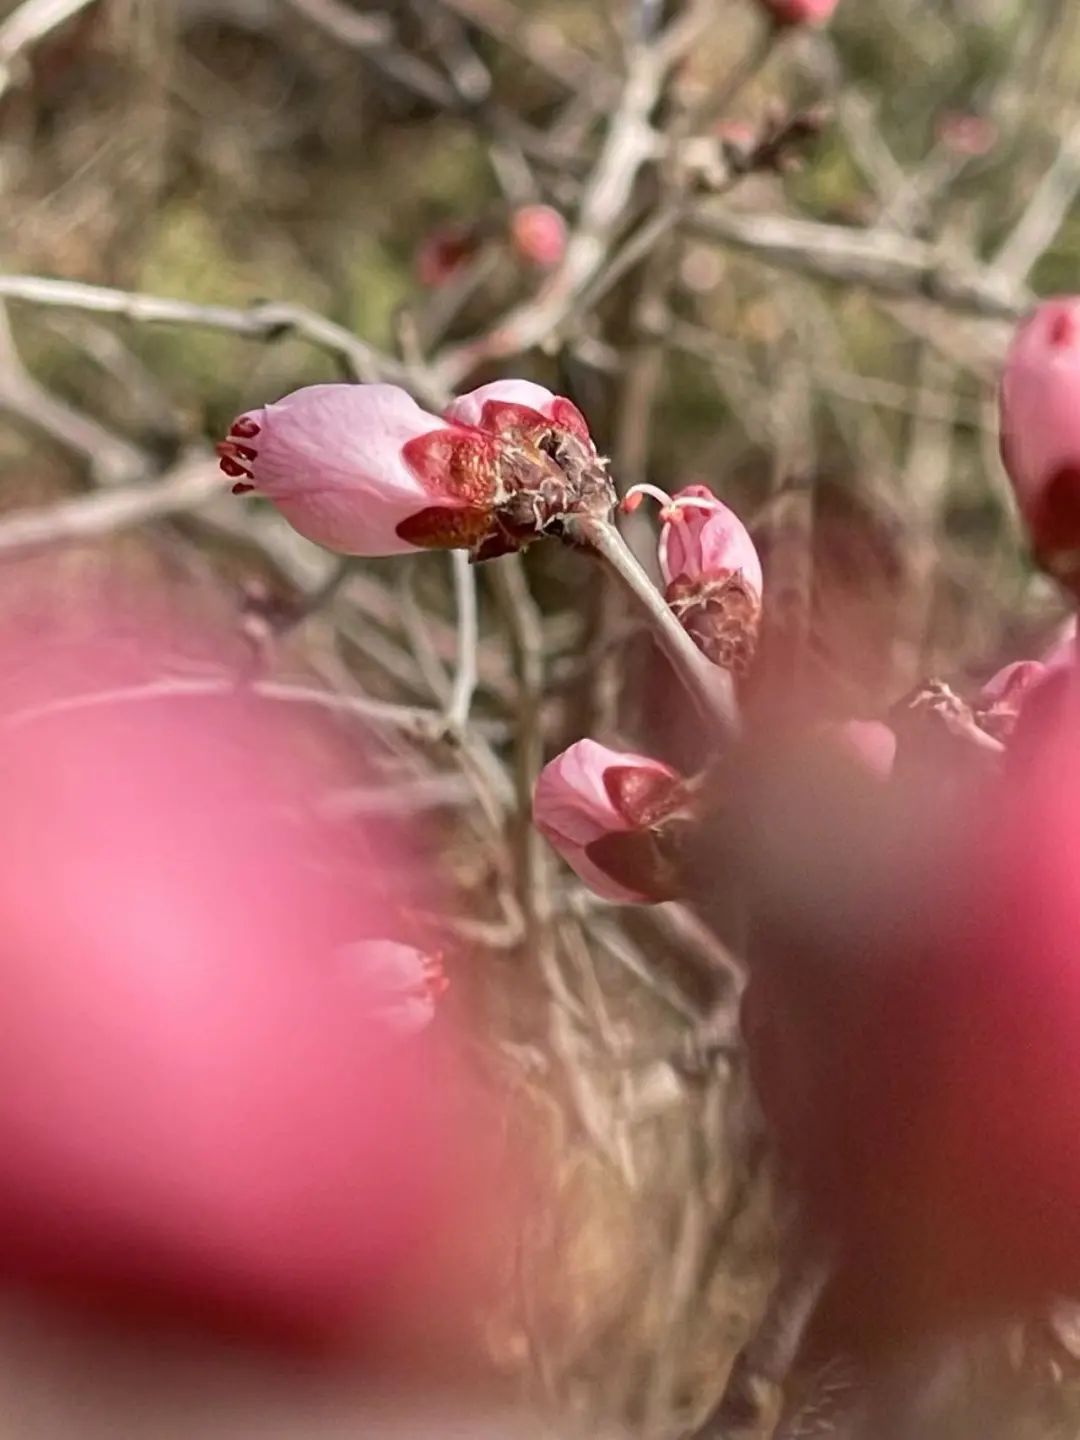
[533,739,687,903]
[999,298,1080,579]
[659,485,763,674]
[220,380,611,562]
[759,0,840,26]
[508,204,568,269]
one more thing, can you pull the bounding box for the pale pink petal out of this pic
[445,380,592,444]
[339,939,440,1037]
[446,380,563,430]
[224,383,463,556]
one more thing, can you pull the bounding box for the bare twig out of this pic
[0,451,221,558]
[0,276,410,387]
[445,548,479,733]
[0,0,97,101]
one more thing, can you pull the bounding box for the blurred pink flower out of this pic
[831,719,897,779]
[658,484,763,674]
[221,380,606,561]
[533,739,686,903]
[1000,298,1080,578]
[759,0,840,26]
[340,939,448,1037]
[0,608,491,1351]
[508,204,568,269]
[415,222,482,287]
[935,110,998,159]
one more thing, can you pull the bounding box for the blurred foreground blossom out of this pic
[533,739,689,903]
[221,379,612,561]
[734,678,1080,1347]
[0,599,499,1355]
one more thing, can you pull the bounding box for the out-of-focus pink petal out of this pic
[1000,298,1080,559]
[832,720,897,779]
[339,939,446,1037]
[220,383,475,556]
[533,739,678,904]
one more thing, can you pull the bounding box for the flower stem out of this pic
[568,516,740,740]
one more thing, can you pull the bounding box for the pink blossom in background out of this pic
[999,297,1080,571]
[415,222,482,287]
[0,606,493,1354]
[758,0,840,26]
[508,205,568,269]
[533,739,685,903]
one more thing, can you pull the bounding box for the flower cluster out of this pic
[220,378,612,562]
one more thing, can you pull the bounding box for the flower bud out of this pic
[759,0,840,26]
[508,204,568,269]
[659,485,763,674]
[1000,298,1080,587]
[533,739,688,903]
[220,379,612,562]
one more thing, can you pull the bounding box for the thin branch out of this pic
[569,516,739,741]
[445,549,479,733]
[0,275,409,387]
[688,206,1029,323]
[0,0,97,101]
[280,0,458,108]
[0,451,221,558]
[0,302,146,483]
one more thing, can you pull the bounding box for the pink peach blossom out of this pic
[658,484,763,674]
[509,204,568,269]
[533,739,684,903]
[659,485,763,597]
[1000,298,1080,568]
[219,382,485,555]
[221,380,605,560]
[759,0,839,25]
